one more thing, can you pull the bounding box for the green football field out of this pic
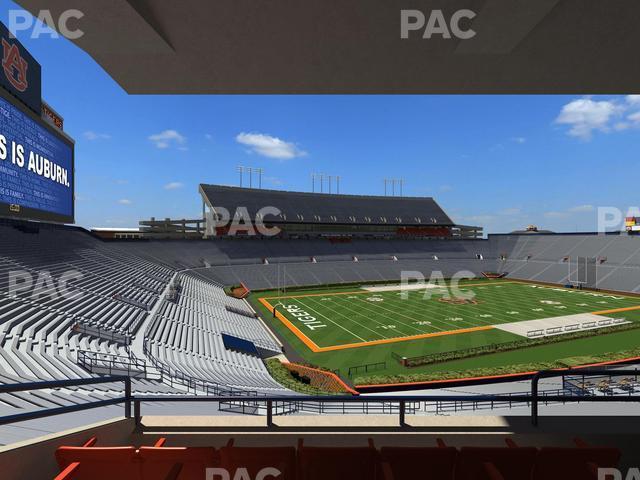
[258,280,640,351]
[250,279,640,384]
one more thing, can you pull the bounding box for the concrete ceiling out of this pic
[17,0,640,93]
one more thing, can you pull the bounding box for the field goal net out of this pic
[568,256,598,289]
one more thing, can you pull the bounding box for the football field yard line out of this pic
[257,297,322,352]
[372,294,472,332]
[383,292,486,331]
[258,295,496,352]
[349,296,443,334]
[261,280,519,301]
[300,296,389,342]
[293,297,370,343]
[259,280,640,353]
[309,325,496,352]
[318,295,423,337]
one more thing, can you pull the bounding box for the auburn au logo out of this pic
[1,38,28,92]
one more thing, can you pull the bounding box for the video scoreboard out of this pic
[0,89,74,224]
[0,20,74,224]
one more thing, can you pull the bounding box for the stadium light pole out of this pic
[256,168,263,189]
[336,176,340,194]
[237,166,245,187]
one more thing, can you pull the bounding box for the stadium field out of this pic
[257,280,640,353]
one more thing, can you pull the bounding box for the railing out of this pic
[1,369,639,428]
[347,361,387,378]
[0,376,132,426]
[142,339,263,397]
[72,321,131,345]
[77,350,148,378]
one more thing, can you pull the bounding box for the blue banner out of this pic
[0,94,73,221]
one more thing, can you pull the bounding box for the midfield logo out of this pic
[1,37,28,92]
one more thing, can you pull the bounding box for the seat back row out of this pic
[54,436,620,480]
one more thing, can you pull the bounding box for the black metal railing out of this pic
[72,321,131,345]
[77,350,149,378]
[347,361,387,378]
[0,376,132,426]
[142,339,263,397]
[1,368,640,428]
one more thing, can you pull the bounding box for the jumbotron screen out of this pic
[0,91,74,223]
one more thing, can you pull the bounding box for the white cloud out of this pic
[439,185,453,192]
[83,131,111,141]
[555,96,640,140]
[164,182,184,190]
[626,95,640,105]
[628,111,640,124]
[149,130,186,149]
[236,132,306,159]
[511,137,526,144]
[115,179,129,185]
[568,204,594,213]
[117,199,132,205]
[555,98,621,139]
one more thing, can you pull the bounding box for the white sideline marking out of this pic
[363,283,444,292]
[493,313,629,338]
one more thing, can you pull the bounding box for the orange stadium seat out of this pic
[138,446,217,480]
[220,439,297,480]
[531,438,621,480]
[55,446,139,480]
[297,438,381,480]
[379,439,457,480]
[455,444,538,480]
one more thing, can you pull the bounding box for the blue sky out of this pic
[3,2,640,234]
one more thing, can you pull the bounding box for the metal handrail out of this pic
[142,338,263,397]
[0,369,639,429]
[0,376,132,426]
[531,368,640,426]
[77,350,148,377]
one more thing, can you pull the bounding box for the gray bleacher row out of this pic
[118,237,501,270]
[165,234,640,294]
[145,273,285,393]
[498,234,640,292]
[3,219,640,415]
[0,223,181,413]
[191,258,491,290]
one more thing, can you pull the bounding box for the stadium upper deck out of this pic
[199,184,481,238]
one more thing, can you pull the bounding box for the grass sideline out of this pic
[393,322,640,368]
[355,346,640,386]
